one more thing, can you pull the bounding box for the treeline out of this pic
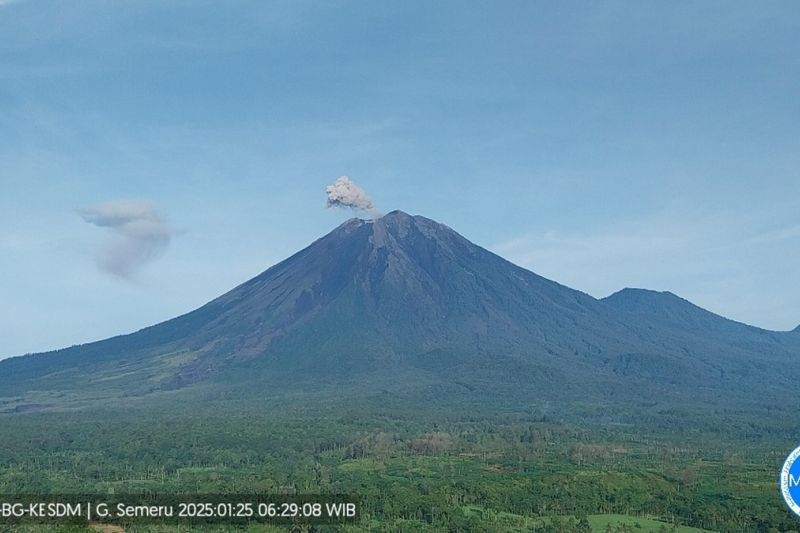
[0,402,796,532]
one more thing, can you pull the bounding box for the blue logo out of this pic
[780,445,800,516]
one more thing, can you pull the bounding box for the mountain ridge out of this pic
[1,210,798,412]
[601,287,780,334]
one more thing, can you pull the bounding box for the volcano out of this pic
[1,211,798,411]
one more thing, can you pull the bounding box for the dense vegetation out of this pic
[0,394,796,532]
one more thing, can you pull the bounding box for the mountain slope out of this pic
[603,288,769,335]
[1,211,797,411]
[0,212,630,392]
[602,287,799,358]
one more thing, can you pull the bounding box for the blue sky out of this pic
[1,1,798,358]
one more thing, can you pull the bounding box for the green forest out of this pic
[0,394,797,533]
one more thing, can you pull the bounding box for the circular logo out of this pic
[780,445,800,516]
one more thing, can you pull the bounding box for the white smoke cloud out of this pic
[325,176,380,216]
[78,200,173,279]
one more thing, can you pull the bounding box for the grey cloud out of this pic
[78,200,172,278]
[325,176,380,217]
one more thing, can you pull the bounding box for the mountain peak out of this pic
[342,210,419,230]
[383,209,412,218]
[604,288,682,305]
[373,209,416,229]
[348,209,411,222]
[603,287,761,334]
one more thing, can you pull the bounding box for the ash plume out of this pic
[325,176,381,216]
[78,200,173,279]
